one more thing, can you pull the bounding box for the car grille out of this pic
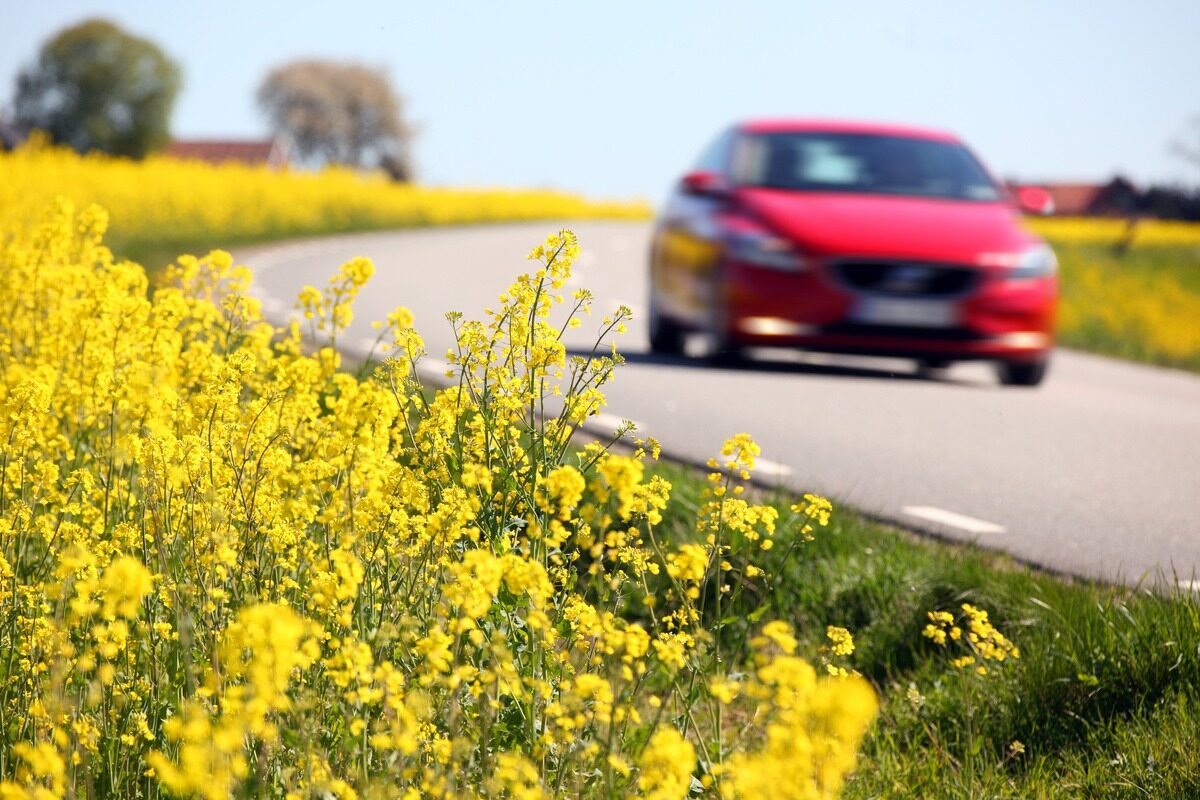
[832,261,979,297]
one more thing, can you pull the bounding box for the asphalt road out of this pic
[242,221,1200,587]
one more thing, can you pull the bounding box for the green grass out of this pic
[115,233,294,275]
[646,458,1200,799]
[114,225,423,277]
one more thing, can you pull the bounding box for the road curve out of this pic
[241,221,1200,586]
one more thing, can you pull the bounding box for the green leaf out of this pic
[747,603,771,623]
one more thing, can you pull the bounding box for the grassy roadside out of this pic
[645,457,1200,798]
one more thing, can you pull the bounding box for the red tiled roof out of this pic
[166,139,285,166]
[1038,184,1104,216]
[1009,180,1143,217]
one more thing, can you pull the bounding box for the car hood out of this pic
[735,188,1038,263]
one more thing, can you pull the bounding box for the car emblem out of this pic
[878,264,932,294]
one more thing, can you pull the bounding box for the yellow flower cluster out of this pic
[0,201,874,798]
[715,625,878,799]
[638,728,697,800]
[820,626,857,678]
[825,626,855,657]
[923,603,1020,676]
[0,135,650,267]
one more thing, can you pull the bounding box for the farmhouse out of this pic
[165,138,290,169]
[1009,176,1142,217]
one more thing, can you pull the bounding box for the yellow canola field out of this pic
[1024,217,1200,370]
[1054,246,1200,369]
[1028,216,1200,247]
[0,137,651,257]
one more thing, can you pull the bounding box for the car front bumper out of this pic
[723,260,1056,362]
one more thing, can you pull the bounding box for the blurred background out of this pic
[3,0,1199,201]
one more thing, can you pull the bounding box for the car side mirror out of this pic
[680,170,730,197]
[1016,186,1054,216]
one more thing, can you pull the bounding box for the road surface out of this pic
[241,221,1200,586]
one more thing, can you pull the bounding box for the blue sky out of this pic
[4,1,1199,201]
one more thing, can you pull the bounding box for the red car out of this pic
[648,119,1057,386]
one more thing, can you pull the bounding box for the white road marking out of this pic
[243,243,308,276]
[901,506,1006,535]
[754,458,794,479]
[1178,579,1200,592]
[417,357,454,380]
[259,295,287,315]
[588,412,643,437]
[243,241,350,278]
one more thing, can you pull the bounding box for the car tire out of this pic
[709,341,746,366]
[917,358,950,380]
[707,304,745,366]
[648,299,686,356]
[997,358,1049,387]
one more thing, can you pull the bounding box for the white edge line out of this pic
[417,357,453,378]
[258,295,287,314]
[754,458,794,478]
[901,505,1006,535]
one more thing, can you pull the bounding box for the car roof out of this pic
[738,118,961,143]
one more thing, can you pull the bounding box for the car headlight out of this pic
[1009,244,1057,280]
[728,231,808,272]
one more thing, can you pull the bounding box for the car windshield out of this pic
[731,131,1003,201]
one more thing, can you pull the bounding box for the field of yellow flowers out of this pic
[1027,217,1200,371]
[0,137,650,270]
[0,200,919,798]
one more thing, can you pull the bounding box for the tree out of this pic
[12,19,181,159]
[257,60,413,179]
[1170,113,1200,172]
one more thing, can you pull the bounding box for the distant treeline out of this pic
[1140,185,1200,222]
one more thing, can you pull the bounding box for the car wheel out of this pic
[648,299,686,356]
[917,358,951,379]
[707,306,745,366]
[709,340,745,366]
[997,358,1049,387]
